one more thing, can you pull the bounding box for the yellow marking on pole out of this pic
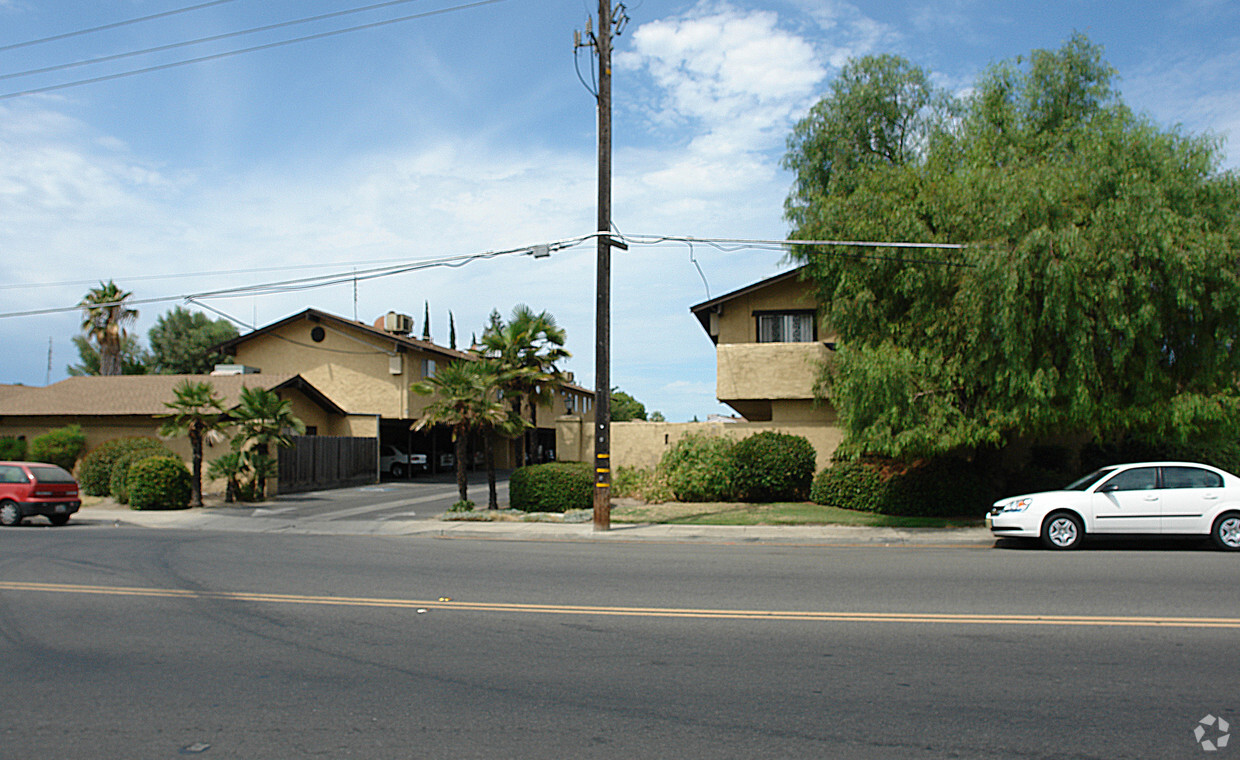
[4,581,1240,629]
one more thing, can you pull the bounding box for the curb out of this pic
[71,506,994,546]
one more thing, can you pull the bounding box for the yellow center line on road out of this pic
[3,580,1239,629]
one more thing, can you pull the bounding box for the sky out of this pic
[1,0,1237,422]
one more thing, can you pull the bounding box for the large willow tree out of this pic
[784,34,1240,459]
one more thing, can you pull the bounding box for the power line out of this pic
[0,0,506,101]
[0,0,241,53]
[0,232,970,320]
[1,0,437,83]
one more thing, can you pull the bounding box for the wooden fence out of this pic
[278,436,377,494]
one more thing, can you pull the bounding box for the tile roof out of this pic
[0,374,305,416]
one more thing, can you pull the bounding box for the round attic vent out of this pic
[311,326,325,342]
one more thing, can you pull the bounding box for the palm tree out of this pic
[476,305,570,466]
[78,281,139,376]
[412,360,513,505]
[229,385,306,500]
[159,380,229,508]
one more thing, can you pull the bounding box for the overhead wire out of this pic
[1,0,440,83]
[0,233,970,322]
[0,0,242,53]
[0,0,506,101]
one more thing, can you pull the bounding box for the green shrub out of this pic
[1081,438,1240,476]
[731,431,816,502]
[811,457,992,517]
[128,456,192,510]
[659,432,737,502]
[28,424,87,471]
[509,462,593,513]
[612,466,675,503]
[811,461,884,512]
[0,436,26,461]
[78,437,168,496]
[110,446,174,504]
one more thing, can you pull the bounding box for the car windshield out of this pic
[27,465,76,484]
[1063,468,1115,491]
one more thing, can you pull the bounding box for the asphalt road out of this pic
[1,528,1237,759]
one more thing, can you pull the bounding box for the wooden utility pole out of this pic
[592,0,614,531]
[576,2,627,530]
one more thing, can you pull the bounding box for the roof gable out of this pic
[0,374,344,417]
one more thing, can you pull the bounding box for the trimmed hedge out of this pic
[0,436,26,461]
[78,437,169,496]
[659,432,736,502]
[110,447,173,505]
[810,460,883,512]
[812,457,992,517]
[509,462,592,513]
[731,431,816,502]
[28,424,87,472]
[128,456,192,510]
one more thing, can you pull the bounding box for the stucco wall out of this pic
[716,342,828,403]
[557,417,844,473]
[714,276,826,345]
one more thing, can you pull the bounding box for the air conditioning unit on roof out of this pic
[383,312,414,335]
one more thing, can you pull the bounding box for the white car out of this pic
[379,445,427,478]
[987,461,1240,551]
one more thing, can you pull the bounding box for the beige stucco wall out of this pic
[557,417,844,473]
[232,317,590,429]
[716,342,828,404]
[232,322,419,419]
[713,275,827,345]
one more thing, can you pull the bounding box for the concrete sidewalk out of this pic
[68,504,994,546]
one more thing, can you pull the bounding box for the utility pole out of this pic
[577,2,627,530]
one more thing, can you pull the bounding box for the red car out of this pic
[0,461,82,527]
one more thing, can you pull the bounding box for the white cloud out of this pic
[619,1,826,157]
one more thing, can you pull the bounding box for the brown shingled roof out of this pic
[0,374,324,417]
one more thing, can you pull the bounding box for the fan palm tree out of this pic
[159,380,230,507]
[476,305,570,466]
[78,280,139,376]
[229,385,306,500]
[412,360,514,505]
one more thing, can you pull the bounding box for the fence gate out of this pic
[278,436,377,494]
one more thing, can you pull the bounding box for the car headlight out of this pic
[1001,498,1032,513]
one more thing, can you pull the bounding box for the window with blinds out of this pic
[756,311,815,343]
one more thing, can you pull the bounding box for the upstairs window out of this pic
[756,311,816,343]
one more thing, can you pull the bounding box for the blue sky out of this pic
[1,0,1237,422]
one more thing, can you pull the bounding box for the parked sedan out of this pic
[987,461,1240,551]
[378,445,427,478]
[0,461,82,527]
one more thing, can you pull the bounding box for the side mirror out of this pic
[1098,483,1118,493]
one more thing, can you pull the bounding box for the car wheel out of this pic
[48,513,71,527]
[0,500,22,527]
[390,463,407,479]
[1041,512,1083,550]
[1210,513,1240,552]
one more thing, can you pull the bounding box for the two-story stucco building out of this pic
[558,267,844,472]
[216,308,594,470]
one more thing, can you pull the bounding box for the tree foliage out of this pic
[412,360,518,505]
[159,380,230,507]
[67,334,151,376]
[785,34,1240,459]
[77,281,139,376]
[148,306,239,374]
[610,388,647,421]
[475,305,570,465]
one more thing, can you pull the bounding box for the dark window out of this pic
[755,311,816,343]
[1161,466,1222,489]
[0,465,28,484]
[28,465,75,483]
[1100,467,1158,492]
